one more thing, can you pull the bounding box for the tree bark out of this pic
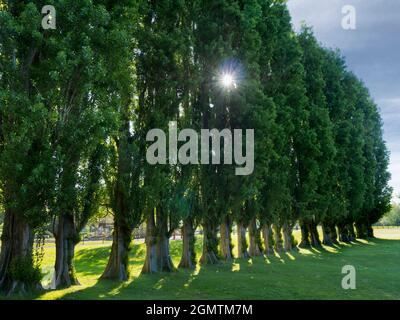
[282,222,294,251]
[142,211,158,273]
[142,207,175,273]
[178,217,196,269]
[355,221,367,239]
[262,223,273,255]
[200,220,219,264]
[330,224,339,244]
[101,216,133,280]
[219,216,233,261]
[273,223,283,252]
[0,209,40,295]
[347,223,356,242]
[298,221,311,248]
[155,208,175,272]
[248,218,262,256]
[53,215,79,288]
[366,222,374,238]
[322,223,333,246]
[237,222,250,259]
[309,221,322,247]
[338,224,350,243]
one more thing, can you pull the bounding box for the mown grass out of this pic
[2,228,400,300]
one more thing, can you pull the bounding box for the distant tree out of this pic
[378,204,400,226]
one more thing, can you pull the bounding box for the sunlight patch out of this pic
[285,253,296,261]
[154,278,166,290]
[322,246,339,254]
[231,263,240,272]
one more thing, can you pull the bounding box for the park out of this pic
[0,1,399,301]
[0,226,397,300]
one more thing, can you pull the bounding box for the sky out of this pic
[287,0,400,202]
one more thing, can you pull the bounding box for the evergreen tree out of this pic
[137,0,190,273]
[298,26,337,246]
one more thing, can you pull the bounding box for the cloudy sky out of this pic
[287,0,400,201]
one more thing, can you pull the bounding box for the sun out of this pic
[220,73,236,89]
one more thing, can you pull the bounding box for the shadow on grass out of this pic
[74,245,146,277]
[21,236,400,300]
[59,267,197,300]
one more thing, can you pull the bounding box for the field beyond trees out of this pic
[4,228,397,300]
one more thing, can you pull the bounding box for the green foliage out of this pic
[378,204,400,226]
[0,0,393,290]
[7,257,43,287]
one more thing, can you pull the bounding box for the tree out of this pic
[354,83,392,237]
[100,0,142,281]
[258,1,318,251]
[378,203,399,226]
[321,48,354,243]
[0,2,57,294]
[298,26,337,246]
[193,0,240,264]
[39,1,138,288]
[138,0,190,273]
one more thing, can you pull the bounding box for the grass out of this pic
[2,228,400,300]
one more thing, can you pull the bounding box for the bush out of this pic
[8,257,43,286]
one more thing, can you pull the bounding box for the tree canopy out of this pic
[0,0,392,295]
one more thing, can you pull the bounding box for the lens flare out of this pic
[220,73,236,89]
[222,74,234,87]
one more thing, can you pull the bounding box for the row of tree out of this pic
[0,0,392,295]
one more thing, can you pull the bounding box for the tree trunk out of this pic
[309,222,322,247]
[0,210,40,295]
[142,211,158,273]
[347,223,356,242]
[262,223,273,255]
[366,222,374,238]
[355,221,367,239]
[142,207,175,273]
[330,224,339,244]
[155,208,175,272]
[338,224,350,243]
[200,220,219,264]
[53,215,79,288]
[298,221,311,248]
[248,218,262,256]
[322,223,333,246]
[101,216,133,280]
[178,217,196,269]
[273,224,283,252]
[219,216,233,260]
[282,222,293,251]
[237,222,250,259]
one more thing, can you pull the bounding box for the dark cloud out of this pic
[287,0,400,200]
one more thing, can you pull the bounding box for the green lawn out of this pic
[4,228,400,300]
